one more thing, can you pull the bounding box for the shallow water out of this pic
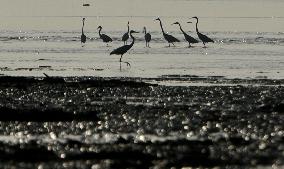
[1,0,284,79]
[0,28,283,80]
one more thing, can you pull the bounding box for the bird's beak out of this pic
[187,21,192,23]
[133,31,139,33]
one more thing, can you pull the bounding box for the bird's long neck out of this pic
[98,28,102,36]
[195,18,199,33]
[158,20,165,34]
[144,28,147,35]
[127,24,130,33]
[82,20,85,34]
[178,23,185,34]
[129,33,135,47]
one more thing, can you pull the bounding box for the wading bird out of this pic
[143,27,152,47]
[155,18,179,47]
[189,17,214,47]
[172,22,198,47]
[122,21,130,45]
[81,18,86,46]
[110,30,139,68]
[97,26,112,46]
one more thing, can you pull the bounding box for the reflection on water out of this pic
[0,26,283,79]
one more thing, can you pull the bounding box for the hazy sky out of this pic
[1,0,283,17]
[0,0,283,32]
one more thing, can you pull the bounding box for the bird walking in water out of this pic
[97,26,112,46]
[155,18,180,47]
[122,21,130,45]
[81,18,86,46]
[189,17,214,48]
[172,22,198,47]
[110,30,139,69]
[143,27,152,47]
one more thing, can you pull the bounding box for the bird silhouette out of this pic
[110,30,139,69]
[155,18,180,47]
[122,21,130,45]
[143,27,152,47]
[81,18,86,46]
[172,22,198,47]
[189,17,214,48]
[97,26,112,46]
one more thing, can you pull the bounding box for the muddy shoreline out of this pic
[0,76,283,168]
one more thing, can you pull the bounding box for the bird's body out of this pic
[97,26,112,45]
[81,18,86,45]
[155,18,179,47]
[143,27,152,47]
[173,22,198,47]
[110,30,139,68]
[190,17,214,47]
[110,44,132,56]
[122,22,130,45]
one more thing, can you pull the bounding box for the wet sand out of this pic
[0,76,283,168]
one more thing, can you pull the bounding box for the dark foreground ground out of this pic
[0,76,283,169]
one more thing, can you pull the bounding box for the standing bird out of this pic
[81,18,86,46]
[143,27,152,47]
[97,26,112,46]
[189,17,214,48]
[172,22,198,47]
[155,18,180,47]
[122,21,130,45]
[110,30,139,68]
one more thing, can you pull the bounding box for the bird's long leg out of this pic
[119,55,131,67]
[202,42,207,48]
[119,55,122,63]
[121,61,131,67]
[188,43,192,48]
[171,43,175,47]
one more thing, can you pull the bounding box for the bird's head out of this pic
[97,26,102,30]
[127,21,129,25]
[172,22,180,25]
[192,16,198,20]
[155,18,160,21]
[83,18,85,21]
[187,21,193,24]
[130,30,139,34]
